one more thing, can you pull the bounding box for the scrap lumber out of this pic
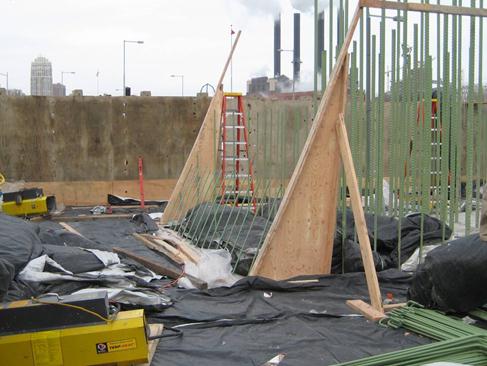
[161,31,242,224]
[261,353,286,366]
[157,228,201,263]
[138,324,164,366]
[287,279,320,284]
[58,222,83,236]
[132,233,184,266]
[346,300,385,322]
[112,247,207,289]
[383,303,407,312]
[49,213,134,222]
[143,235,192,264]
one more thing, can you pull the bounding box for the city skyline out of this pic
[0,1,333,97]
[0,1,485,97]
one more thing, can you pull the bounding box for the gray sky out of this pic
[0,0,315,96]
[0,0,485,96]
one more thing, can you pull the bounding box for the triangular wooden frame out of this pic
[250,4,383,320]
[162,32,242,224]
[249,4,383,314]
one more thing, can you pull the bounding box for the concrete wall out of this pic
[0,94,313,204]
[0,95,209,181]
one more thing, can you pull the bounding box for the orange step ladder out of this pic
[220,92,256,211]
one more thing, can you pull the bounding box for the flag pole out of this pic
[230,25,234,92]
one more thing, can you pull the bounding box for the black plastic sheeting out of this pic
[0,212,175,305]
[333,210,452,273]
[177,204,450,275]
[0,213,433,365]
[0,214,43,299]
[107,194,167,208]
[131,213,159,233]
[408,234,487,313]
[179,203,269,275]
[148,271,429,366]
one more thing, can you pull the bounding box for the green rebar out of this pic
[465,0,476,234]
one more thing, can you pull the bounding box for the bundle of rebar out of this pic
[333,335,487,366]
[381,301,487,341]
[333,302,487,365]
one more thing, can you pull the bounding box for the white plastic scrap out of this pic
[178,248,241,289]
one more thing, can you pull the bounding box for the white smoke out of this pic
[235,0,285,17]
[290,0,330,13]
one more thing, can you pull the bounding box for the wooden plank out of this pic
[132,233,185,266]
[58,222,83,236]
[49,213,134,222]
[249,6,362,280]
[336,114,383,312]
[383,303,407,311]
[24,179,176,206]
[71,204,163,210]
[261,353,286,366]
[148,237,190,263]
[112,246,207,289]
[287,279,320,284]
[137,324,164,366]
[346,300,385,321]
[157,228,201,263]
[161,32,242,225]
[361,0,487,17]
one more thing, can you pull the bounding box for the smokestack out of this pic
[274,14,281,78]
[293,13,301,81]
[318,11,325,72]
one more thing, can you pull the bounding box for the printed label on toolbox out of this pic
[96,338,137,354]
[31,330,63,366]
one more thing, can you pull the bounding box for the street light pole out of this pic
[123,40,144,96]
[0,72,8,92]
[170,74,184,96]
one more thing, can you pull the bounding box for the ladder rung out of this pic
[225,174,250,178]
[223,157,248,161]
[226,111,243,115]
[223,141,246,145]
[224,125,245,129]
[224,190,253,195]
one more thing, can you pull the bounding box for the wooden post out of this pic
[336,114,383,312]
[361,0,487,17]
[138,156,145,209]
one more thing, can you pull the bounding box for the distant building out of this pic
[247,76,269,95]
[246,75,293,96]
[53,83,66,96]
[7,89,25,96]
[30,56,53,96]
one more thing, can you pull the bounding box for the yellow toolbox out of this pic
[2,195,56,217]
[0,309,149,366]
